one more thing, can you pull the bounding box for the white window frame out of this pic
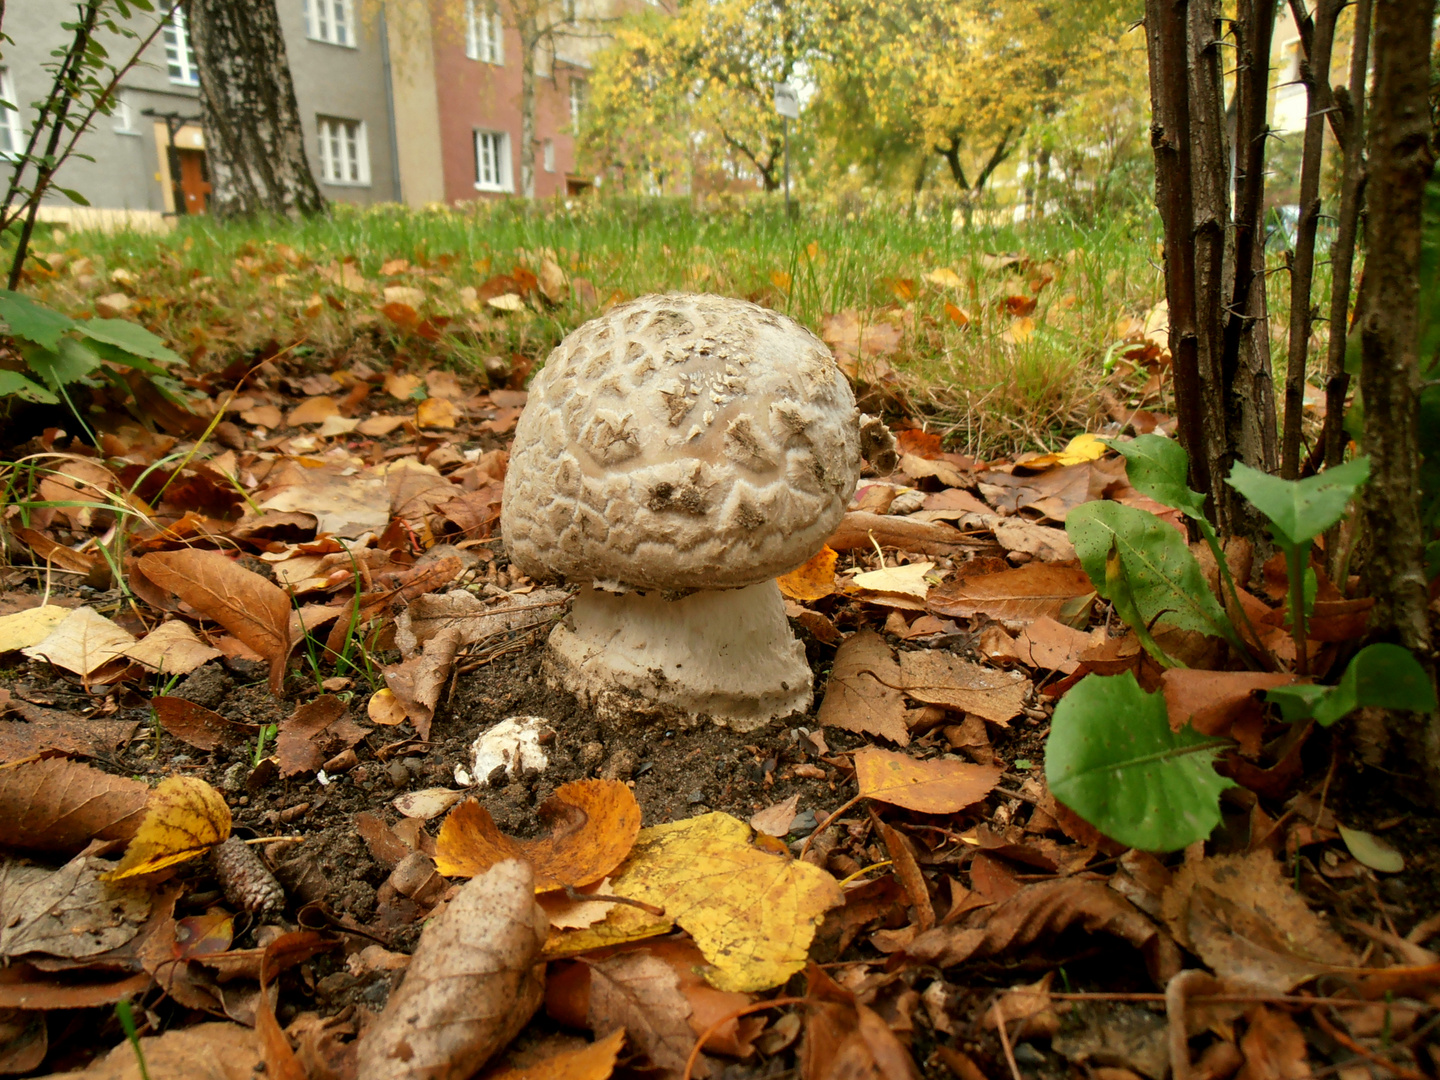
[542,138,555,174]
[164,7,199,86]
[0,69,22,160]
[474,130,513,193]
[569,78,584,133]
[112,91,138,135]
[465,0,504,65]
[305,0,358,48]
[316,116,370,186]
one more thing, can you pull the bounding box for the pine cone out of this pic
[209,836,285,919]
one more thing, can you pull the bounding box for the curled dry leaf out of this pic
[434,779,641,891]
[276,695,368,777]
[854,747,1002,814]
[152,696,258,752]
[356,859,548,1080]
[101,776,232,881]
[136,550,293,694]
[490,1028,625,1080]
[0,757,148,852]
[826,511,978,557]
[0,855,151,961]
[800,963,920,1080]
[1159,851,1357,993]
[1160,670,1297,746]
[816,629,910,745]
[366,687,408,726]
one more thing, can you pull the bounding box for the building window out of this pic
[305,0,357,47]
[0,69,22,159]
[465,1,504,64]
[164,7,199,85]
[112,92,137,134]
[317,116,370,185]
[474,130,512,192]
[543,139,555,173]
[569,78,585,133]
[1279,38,1302,85]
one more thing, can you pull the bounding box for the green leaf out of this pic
[21,337,102,389]
[1266,643,1437,726]
[1105,538,1178,667]
[0,369,58,403]
[76,318,181,365]
[0,290,76,350]
[1227,457,1371,547]
[1045,671,1233,852]
[1066,500,1236,642]
[1104,434,1207,519]
[56,187,90,207]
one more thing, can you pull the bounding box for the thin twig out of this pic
[1311,1007,1429,1080]
[991,1000,1024,1080]
[681,997,812,1080]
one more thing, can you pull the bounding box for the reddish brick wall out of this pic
[431,17,583,202]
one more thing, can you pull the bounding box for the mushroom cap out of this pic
[501,293,862,591]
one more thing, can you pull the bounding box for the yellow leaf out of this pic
[416,397,458,429]
[1003,316,1036,344]
[367,688,408,725]
[490,1028,626,1080]
[287,396,339,427]
[849,560,935,599]
[805,241,820,260]
[770,270,792,291]
[1,605,94,655]
[570,812,843,992]
[434,779,641,892]
[924,267,963,289]
[1023,432,1110,470]
[854,746,1002,814]
[776,546,838,601]
[101,776,231,881]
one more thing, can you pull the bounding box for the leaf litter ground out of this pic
[2,309,1440,1080]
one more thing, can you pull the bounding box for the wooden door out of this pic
[177,149,211,214]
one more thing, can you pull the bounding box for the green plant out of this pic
[113,999,152,1080]
[1046,436,1436,851]
[253,723,278,767]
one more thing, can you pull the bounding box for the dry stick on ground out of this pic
[1281,0,1344,479]
[1358,0,1438,795]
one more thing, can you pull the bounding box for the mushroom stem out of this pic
[544,581,813,731]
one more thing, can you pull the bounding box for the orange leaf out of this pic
[1004,295,1038,316]
[434,779,641,891]
[770,270,792,291]
[491,1028,625,1080]
[888,278,916,302]
[135,549,293,694]
[380,301,418,329]
[416,397,459,429]
[286,395,339,426]
[944,302,970,327]
[776,546,838,601]
[853,746,1002,814]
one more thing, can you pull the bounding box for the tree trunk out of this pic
[518,18,537,198]
[1359,0,1438,791]
[190,0,325,218]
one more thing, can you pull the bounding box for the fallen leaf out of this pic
[1337,825,1404,873]
[434,779,641,891]
[750,794,801,837]
[51,1021,262,1080]
[1160,670,1297,745]
[854,747,1002,813]
[944,302,971,326]
[417,396,459,429]
[102,776,231,881]
[384,372,423,399]
[820,310,902,373]
[152,696,259,752]
[367,687,408,725]
[538,257,569,303]
[816,630,910,745]
[924,267,964,289]
[827,512,978,557]
[241,404,283,428]
[589,812,843,992]
[1021,433,1109,470]
[286,395,339,426]
[891,650,1030,723]
[1013,616,1101,674]
[383,284,425,309]
[258,468,389,538]
[927,564,1096,627]
[0,605,72,652]
[489,1028,625,1080]
[537,877,618,930]
[21,607,135,676]
[0,855,150,960]
[1237,1007,1310,1080]
[0,758,148,852]
[800,963,920,1080]
[1160,851,1357,992]
[851,561,935,598]
[276,695,367,777]
[122,620,223,675]
[0,711,138,764]
[136,550,292,695]
[587,952,703,1077]
[393,788,466,821]
[357,414,408,437]
[355,859,548,1080]
[489,292,526,311]
[777,546,839,601]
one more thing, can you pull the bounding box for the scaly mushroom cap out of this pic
[501,293,863,591]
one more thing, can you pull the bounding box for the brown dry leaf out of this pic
[357,414,408,437]
[537,877,618,929]
[1160,670,1297,746]
[800,963,920,1080]
[1236,1007,1310,1080]
[878,822,934,931]
[355,859,548,1080]
[924,487,989,514]
[750,794,801,837]
[587,951,703,1078]
[827,511,977,557]
[135,550,292,695]
[435,779,641,891]
[777,546,839,601]
[854,747,1002,813]
[817,629,910,745]
[257,468,389,538]
[928,564,1096,626]
[890,651,1030,723]
[101,776,231,881]
[382,627,461,740]
[384,372,423,399]
[0,855,151,960]
[277,695,367,777]
[0,758,148,852]
[241,404,283,428]
[21,607,135,677]
[152,696,258,752]
[0,605,72,652]
[0,711,138,764]
[52,1021,262,1080]
[287,395,339,426]
[1013,616,1102,673]
[820,310,903,375]
[1160,851,1357,992]
[902,879,1163,974]
[491,1028,625,1080]
[122,620,222,675]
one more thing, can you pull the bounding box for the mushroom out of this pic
[501,293,894,730]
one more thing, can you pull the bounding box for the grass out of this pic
[20,194,1169,456]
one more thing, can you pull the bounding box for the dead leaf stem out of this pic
[681,997,812,1080]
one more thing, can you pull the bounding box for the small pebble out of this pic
[601,749,637,781]
[387,760,410,790]
[402,756,425,777]
[579,741,605,768]
[790,809,818,833]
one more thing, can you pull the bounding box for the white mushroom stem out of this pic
[545,581,812,731]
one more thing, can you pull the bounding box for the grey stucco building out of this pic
[2,0,401,219]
